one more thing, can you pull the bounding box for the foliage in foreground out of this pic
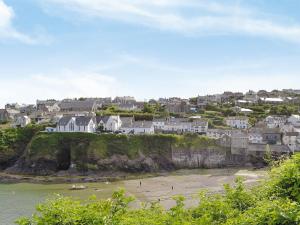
[16,154,300,225]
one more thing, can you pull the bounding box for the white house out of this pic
[153,118,166,130]
[248,129,264,144]
[232,106,253,115]
[288,115,300,127]
[6,108,20,120]
[13,115,31,128]
[283,132,299,152]
[118,103,138,111]
[265,116,287,129]
[162,118,191,133]
[261,97,284,104]
[121,121,154,134]
[56,116,96,133]
[225,116,249,129]
[207,129,230,139]
[191,120,208,134]
[96,115,122,132]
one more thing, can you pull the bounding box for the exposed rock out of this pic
[6,157,57,176]
[97,154,161,173]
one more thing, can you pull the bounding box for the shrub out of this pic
[17,154,300,225]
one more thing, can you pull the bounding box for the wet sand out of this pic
[0,168,267,224]
[123,168,267,208]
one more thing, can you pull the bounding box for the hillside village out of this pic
[1,89,300,158]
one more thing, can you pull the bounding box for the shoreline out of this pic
[0,166,262,184]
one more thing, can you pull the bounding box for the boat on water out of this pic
[69,185,87,190]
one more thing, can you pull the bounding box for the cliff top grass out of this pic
[26,133,221,163]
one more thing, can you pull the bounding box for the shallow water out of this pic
[0,168,266,225]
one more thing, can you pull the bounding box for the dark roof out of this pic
[123,121,153,129]
[121,117,134,127]
[96,116,110,124]
[59,100,96,111]
[58,116,94,126]
[75,116,94,126]
[153,118,167,122]
[57,116,72,126]
[192,120,208,126]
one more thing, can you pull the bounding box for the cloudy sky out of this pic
[0,0,300,107]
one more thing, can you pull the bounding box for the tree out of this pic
[263,144,273,166]
[142,103,154,114]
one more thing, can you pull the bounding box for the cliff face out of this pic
[172,148,249,168]
[5,132,258,176]
[0,126,43,170]
[8,133,177,175]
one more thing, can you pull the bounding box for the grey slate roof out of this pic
[123,121,153,129]
[59,100,96,111]
[58,116,94,126]
[166,118,189,125]
[75,116,94,126]
[120,117,134,127]
[192,120,208,126]
[96,116,110,125]
[57,116,72,126]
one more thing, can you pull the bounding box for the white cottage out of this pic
[56,116,96,133]
[13,115,31,128]
[283,132,299,152]
[191,120,208,134]
[96,115,122,132]
[265,116,287,129]
[248,129,264,144]
[121,121,154,134]
[225,116,249,129]
[153,118,166,130]
[288,115,300,127]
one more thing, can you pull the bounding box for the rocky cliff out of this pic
[3,132,261,176]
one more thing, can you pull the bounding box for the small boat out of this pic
[69,185,87,190]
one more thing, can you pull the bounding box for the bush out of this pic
[0,125,44,168]
[17,154,300,225]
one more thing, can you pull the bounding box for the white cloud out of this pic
[0,0,35,43]
[0,70,120,107]
[42,0,300,43]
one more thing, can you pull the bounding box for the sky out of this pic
[0,0,300,107]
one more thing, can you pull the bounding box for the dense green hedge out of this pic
[0,125,44,168]
[17,154,300,225]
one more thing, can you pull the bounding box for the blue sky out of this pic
[0,0,300,107]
